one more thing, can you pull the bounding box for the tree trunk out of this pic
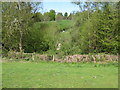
[17,2,23,52]
[19,30,22,52]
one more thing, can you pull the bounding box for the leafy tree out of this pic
[64,12,68,19]
[64,12,68,17]
[2,2,41,53]
[24,23,49,53]
[96,2,119,54]
[2,1,119,56]
[32,12,43,22]
[71,2,119,54]
[49,9,56,21]
[43,12,50,21]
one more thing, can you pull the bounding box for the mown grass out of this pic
[2,61,118,88]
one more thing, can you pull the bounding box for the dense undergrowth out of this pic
[2,2,119,56]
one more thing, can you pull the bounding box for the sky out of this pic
[40,2,80,15]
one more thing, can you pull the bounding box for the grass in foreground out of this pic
[3,61,118,88]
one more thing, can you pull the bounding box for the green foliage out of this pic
[57,20,73,31]
[64,12,68,19]
[43,12,50,21]
[24,20,74,55]
[2,2,119,56]
[43,9,56,21]
[72,2,119,54]
[49,9,56,21]
[64,12,68,17]
[2,2,33,52]
[33,12,44,22]
[24,22,49,53]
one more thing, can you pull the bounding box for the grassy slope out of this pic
[3,62,118,88]
[56,20,73,30]
[40,20,73,30]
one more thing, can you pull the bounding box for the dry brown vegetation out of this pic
[3,51,118,63]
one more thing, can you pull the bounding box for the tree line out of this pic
[71,2,119,55]
[33,10,73,22]
[2,2,119,57]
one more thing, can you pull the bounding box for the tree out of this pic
[2,2,41,52]
[32,12,43,22]
[31,2,42,13]
[44,12,50,21]
[96,2,119,54]
[24,23,49,53]
[72,1,83,12]
[71,2,119,54]
[49,9,56,21]
[64,12,68,19]
[64,12,68,17]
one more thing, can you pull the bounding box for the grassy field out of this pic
[40,20,73,31]
[3,61,118,88]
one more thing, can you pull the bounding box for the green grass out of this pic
[40,20,73,30]
[56,20,73,30]
[3,61,118,88]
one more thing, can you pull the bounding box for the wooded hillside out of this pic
[2,2,119,58]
